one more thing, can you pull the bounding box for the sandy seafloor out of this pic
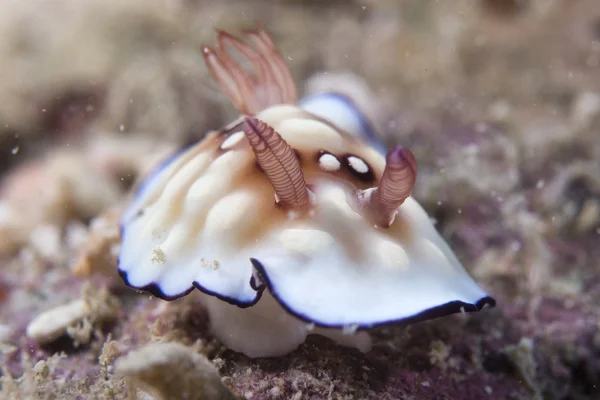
[0,0,599,399]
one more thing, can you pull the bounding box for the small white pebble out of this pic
[318,153,341,171]
[485,385,493,394]
[27,299,91,343]
[26,286,118,345]
[220,131,245,150]
[11,146,19,155]
[116,342,236,399]
[34,360,49,380]
[347,156,369,174]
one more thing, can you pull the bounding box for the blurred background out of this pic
[0,0,599,399]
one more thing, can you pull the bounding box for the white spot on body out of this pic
[375,239,409,271]
[154,174,232,257]
[220,131,245,150]
[207,149,252,174]
[151,247,167,264]
[185,174,225,207]
[203,190,259,241]
[278,229,335,257]
[277,119,345,152]
[200,258,220,270]
[137,152,213,232]
[318,153,341,171]
[347,156,369,174]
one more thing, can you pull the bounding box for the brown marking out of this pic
[132,101,404,256]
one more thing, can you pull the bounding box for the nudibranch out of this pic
[118,26,496,358]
